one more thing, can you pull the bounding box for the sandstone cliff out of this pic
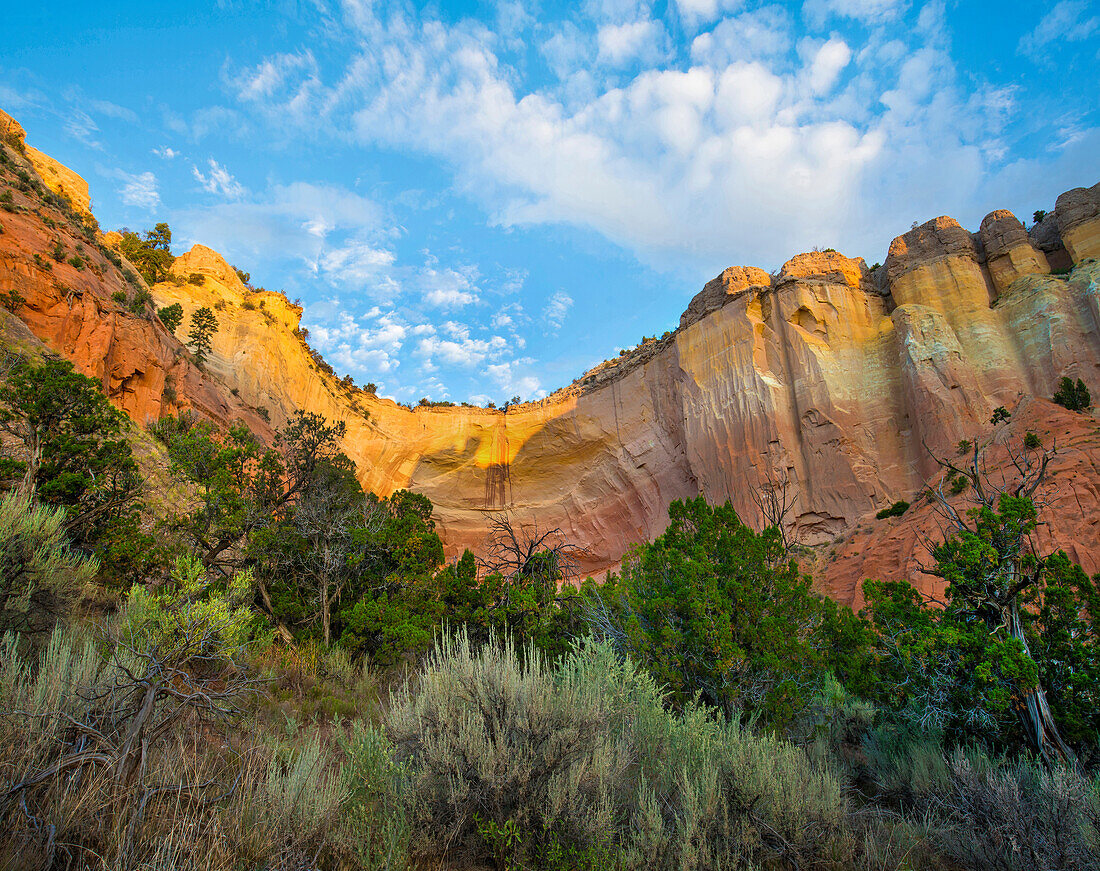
[2,109,1098,602]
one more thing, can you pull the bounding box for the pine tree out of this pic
[187,306,218,366]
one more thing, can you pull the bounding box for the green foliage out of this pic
[66,254,84,270]
[876,500,909,520]
[1024,430,1042,450]
[188,272,204,285]
[0,288,24,311]
[50,239,64,261]
[339,721,411,868]
[1033,209,1047,224]
[128,286,153,314]
[591,497,851,727]
[157,301,183,332]
[1022,551,1100,761]
[234,267,251,287]
[1053,376,1092,412]
[862,495,1100,757]
[387,633,854,870]
[364,381,377,394]
[188,305,218,365]
[151,413,284,573]
[949,475,968,495]
[990,406,1010,424]
[956,439,971,455]
[119,222,175,285]
[0,356,142,550]
[0,493,96,633]
[122,554,258,659]
[111,289,127,304]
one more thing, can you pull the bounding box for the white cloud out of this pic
[177,181,384,272]
[806,37,851,95]
[89,99,139,123]
[420,263,480,308]
[416,333,507,367]
[543,291,573,330]
[673,0,743,30]
[222,0,1097,279]
[1018,1,1099,58]
[116,170,160,210]
[803,0,908,27]
[690,7,792,66]
[192,158,246,200]
[486,360,543,399]
[596,19,665,66]
[319,240,396,285]
[153,146,178,159]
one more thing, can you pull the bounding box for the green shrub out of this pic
[1024,431,1041,449]
[121,554,257,660]
[259,734,346,851]
[111,289,127,304]
[876,500,909,520]
[0,288,24,311]
[67,255,84,270]
[1053,376,1092,412]
[188,272,204,285]
[386,633,856,870]
[0,494,96,633]
[128,286,153,314]
[386,631,623,867]
[339,722,411,868]
[157,301,183,332]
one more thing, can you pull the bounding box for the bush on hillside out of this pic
[876,500,909,520]
[0,493,95,633]
[385,632,856,870]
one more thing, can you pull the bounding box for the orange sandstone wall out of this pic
[2,109,1098,600]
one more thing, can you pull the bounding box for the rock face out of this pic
[0,108,93,218]
[1056,182,1100,262]
[0,132,272,439]
[979,210,1050,295]
[2,110,1099,603]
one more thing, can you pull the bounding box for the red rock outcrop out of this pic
[2,110,1098,603]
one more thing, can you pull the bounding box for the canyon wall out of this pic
[2,110,1098,601]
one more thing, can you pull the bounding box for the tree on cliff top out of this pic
[187,306,218,366]
[119,222,175,285]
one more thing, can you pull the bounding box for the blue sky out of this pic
[3,0,1098,405]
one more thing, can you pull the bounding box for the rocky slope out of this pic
[2,109,1098,601]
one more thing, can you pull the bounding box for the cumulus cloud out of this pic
[216,0,1097,294]
[805,37,852,95]
[319,241,396,285]
[673,0,744,30]
[153,146,178,159]
[597,19,665,66]
[416,333,508,367]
